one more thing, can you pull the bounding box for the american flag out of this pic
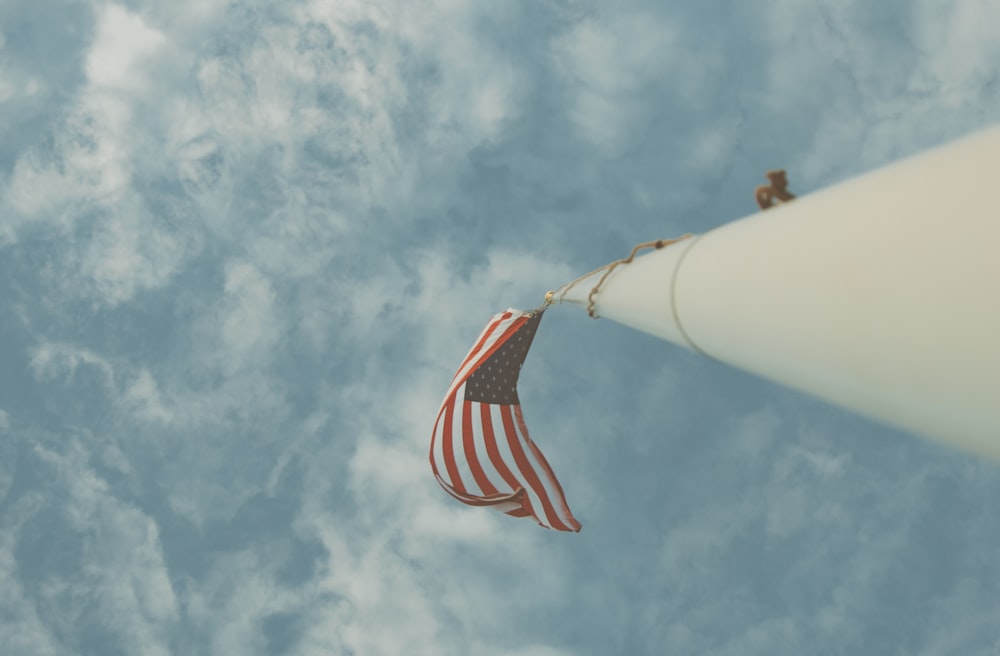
[430,309,581,532]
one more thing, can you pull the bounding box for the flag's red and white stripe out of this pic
[430,309,581,532]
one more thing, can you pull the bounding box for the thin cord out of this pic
[544,234,693,318]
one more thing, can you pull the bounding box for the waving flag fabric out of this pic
[430,309,581,532]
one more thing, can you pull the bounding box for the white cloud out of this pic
[660,503,746,575]
[0,499,63,656]
[86,4,166,91]
[180,551,305,656]
[124,369,173,424]
[553,12,678,154]
[3,5,196,304]
[292,508,575,656]
[503,647,576,656]
[917,0,1000,96]
[0,23,42,105]
[5,441,180,655]
[30,342,116,388]
[84,204,194,307]
[373,0,526,143]
[8,4,166,221]
[27,343,187,432]
[7,96,132,217]
[219,261,281,367]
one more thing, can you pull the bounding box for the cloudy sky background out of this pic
[3,1,1000,654]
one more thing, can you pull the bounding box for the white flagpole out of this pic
[557,125,1000,460]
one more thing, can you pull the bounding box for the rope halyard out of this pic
[544,234,693,318]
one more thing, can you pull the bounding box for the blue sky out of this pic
[2,1,1000,654]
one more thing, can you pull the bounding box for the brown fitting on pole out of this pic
[755,169,796,210]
